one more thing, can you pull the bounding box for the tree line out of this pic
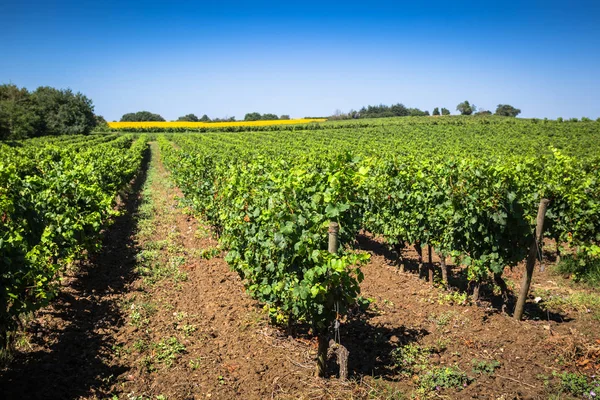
[0,84,99,140]
[119,111,290,122]
[329,102,522,120]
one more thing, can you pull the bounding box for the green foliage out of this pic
[32,86,96,136]
[0,84,41,140]
[471,359,501,375]
[456,100,476,115]
[120,111,165,122]
[391,343,434,376]
[154,337,186,367]
[199,114,211,122]
[159,135,370,333]
[551,371,599,398]
[0,134,148,346]
[418,366,470,393]
[0,84,97,139]
[432,107,440,116]
[495,104,521,117]
[244,112,262,121]
[177,113,199,122]
[244,112,280,121]
[441,107,450,115]
[93,115,109,132]
[152,116,600,317]
[556,252,600,287]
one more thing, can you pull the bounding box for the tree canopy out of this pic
[120,111,165,122]
[244,112,280,121]
[0,84,97,140]
[432,107,440,116]
[177,113,199,122]
[495,104,521,117]
[441,107,450,115]
[456,101,476,116]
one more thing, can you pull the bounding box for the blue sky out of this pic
[1,0,599,120]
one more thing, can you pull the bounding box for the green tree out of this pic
[495,104,521,117]
[432,107,440,116]
[93,115,109,132]
[441,107,450,116]
[456,101,476,116]
[32,86,96,136]
[244,112,262,121]
[199,114,211,122]
[261,113,279,120]
[0,84,41,140]
[177,113,199,122]
[408,108,429,117]
[280,114,290,120]
[120,111,165,122]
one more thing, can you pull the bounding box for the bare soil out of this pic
[1,144,598,400]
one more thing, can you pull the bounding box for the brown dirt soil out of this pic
[1,143,598,400]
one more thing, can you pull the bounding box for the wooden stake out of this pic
[439,253,448,285]
[315,222,340,377]
[514,199,550,320]
[427,244,434,282]
[414,242,423,278]
[394,242,405,272]
[328,222,339,254]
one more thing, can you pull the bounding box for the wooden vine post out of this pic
[316,222,339,378]
[427,244,434,283]
[439,252,448,284]
[514,199,550,321]
[414,242,424,278]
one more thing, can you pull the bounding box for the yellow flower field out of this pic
[108,118,326,129]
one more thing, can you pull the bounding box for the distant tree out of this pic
[557,117,563,122]
[408,108,429,117]
[93,115,109,132]
[494,104,521,117]
[214,116,236,122]
[199,114,211,122]
[177,113,199,122]
[261,113,279,120]
[390,103,410,117]
[456,100,476,116]
[0,84,41,140]
[441,107,450,116]
[120,111,165,122]
[432,107,440,116]
[475,110,492,116]
[280,114,290,120]
[32,86,96,136]
[244,112,262,121]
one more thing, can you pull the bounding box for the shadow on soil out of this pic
[356,233,571,323]
[0,149,150,400]
[332,314,428,379]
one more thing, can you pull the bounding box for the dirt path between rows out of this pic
[1,143,598,399]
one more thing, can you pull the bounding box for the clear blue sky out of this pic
[1,0,599,121]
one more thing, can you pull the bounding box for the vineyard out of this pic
[1,117,600,399]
